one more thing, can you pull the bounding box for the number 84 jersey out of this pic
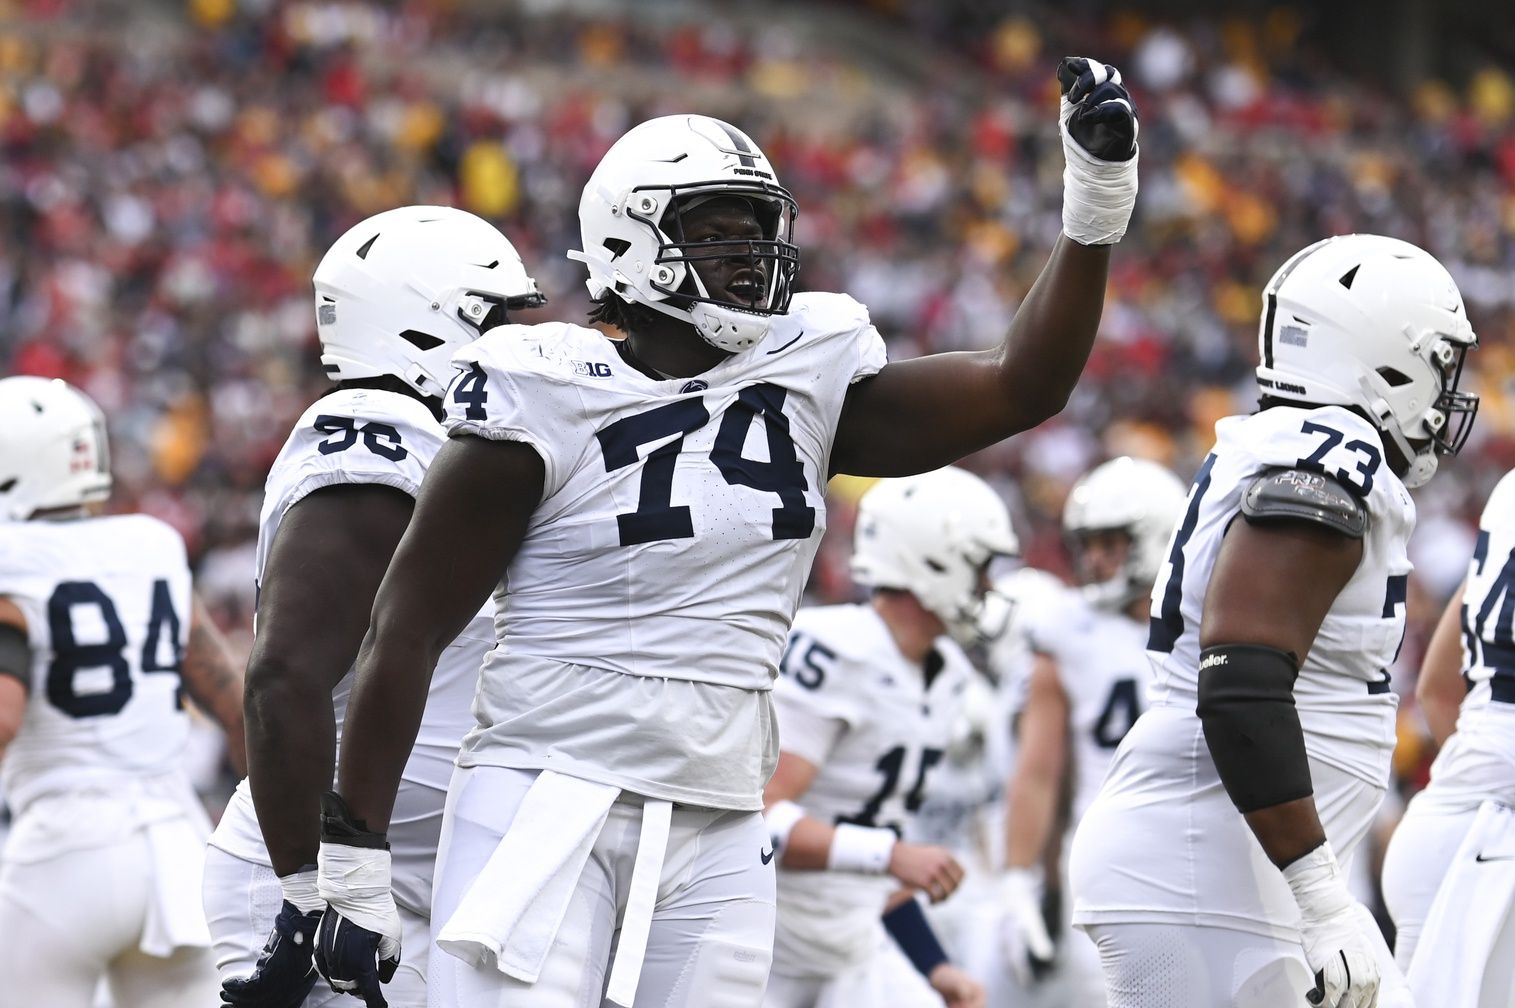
[448,292,887,691]
[1146,405,1413,766]
[0,514,193,813]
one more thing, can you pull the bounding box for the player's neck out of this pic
[871,592,943,667]
[619,318,730,379]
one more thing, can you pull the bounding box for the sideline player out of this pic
[917,561,1064,1008]
[1380,468,1515,1007]
[0,375,246,1008]
[202,206,545,1008]
[762,467,1013,1008]
[316,57,1140,1008]
[1000,456,1185,1005]
[1069,233,1479,1008]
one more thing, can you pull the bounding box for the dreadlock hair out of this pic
[587,291,666,336]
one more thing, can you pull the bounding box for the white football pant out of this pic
[0,821,219,1008]
[763,929,941,1008]
[427,765,775,1008]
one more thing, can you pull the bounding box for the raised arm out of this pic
[831,58,1138,477]
[181,593,247,776]
[1416,580,1468,746]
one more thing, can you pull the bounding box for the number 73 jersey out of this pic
[447,292,887,691]
[1145,405,1413,757]
[0,514,193,811]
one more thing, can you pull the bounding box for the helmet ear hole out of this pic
[1377,367,1414,388]
[400,330,445,351]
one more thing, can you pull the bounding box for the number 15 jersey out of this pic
[446,292,887,810]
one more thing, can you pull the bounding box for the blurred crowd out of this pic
[4,0,1515,796]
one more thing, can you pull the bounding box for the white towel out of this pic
[604,799,672,1008]
[436,770,620,983]
[140,809,213,955]
[1408,798,1515,1008]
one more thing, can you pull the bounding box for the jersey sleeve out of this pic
[446,326,592,500]
[790,292,888,385]
[269,395,441,520]
[1236,405,1405,521]
[0,527,52,648]
[773,621,863,766]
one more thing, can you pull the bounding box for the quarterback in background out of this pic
[999,456,1186,1006]
[1380,466,1515,1008]
[762,467,1014,1008]
[1069,234,1478,1008]
[0,376,246,1008]
[316,56,1139,1008]
[204,205,545,1008]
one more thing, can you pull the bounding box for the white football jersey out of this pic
[1023,586,1150,822]
[0,514,193,812]
[771,603,973,976]
[210,388,492,870]
[1145,404,1410,778]
[446,292,887,810]
[1414,467,1515,805]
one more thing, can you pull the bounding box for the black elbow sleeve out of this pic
[1196,644,1313,814]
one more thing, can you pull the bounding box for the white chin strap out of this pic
[634,295,770,353]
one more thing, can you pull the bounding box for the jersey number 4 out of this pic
[595,383,814,545]
[46,580,182,719]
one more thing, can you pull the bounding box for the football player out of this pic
[0,376,246,1008]
[762,467,1014,1008]
[918,561,1065,1008]
[1380,469,1515,1007]
[998,456,1185,1006]
[315,56,1139,1008]
[201,206,545,1008]
[1068,234,1478,1008]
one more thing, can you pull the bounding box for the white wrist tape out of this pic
[1060,97,1139,246]
[318,841,397,936]
[765,800,807,851]
[1281,841,1353,922]
[278,866,323,913]
[828,823,896,874]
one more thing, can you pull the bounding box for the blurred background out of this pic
[4,0,1515,920]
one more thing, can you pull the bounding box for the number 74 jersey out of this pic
[447,292,887,691]
[1145,405,1413,743]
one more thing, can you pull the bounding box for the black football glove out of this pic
[220,900,322,1008]
[1057,56,1139,162]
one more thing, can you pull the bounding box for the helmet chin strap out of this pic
[1359,376,1436,489]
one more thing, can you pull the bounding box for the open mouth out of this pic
[725,274,767,305]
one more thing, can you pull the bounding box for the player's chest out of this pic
[557,381,830,550]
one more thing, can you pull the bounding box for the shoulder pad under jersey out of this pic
[1241,466,1368,539]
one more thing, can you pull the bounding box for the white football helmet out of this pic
[1256,233,1478,488]
[569,114,799,353]
[1063,456,1187,610]
[0,376,111,521]
[852,467,1020,644]
[313,205,544,398]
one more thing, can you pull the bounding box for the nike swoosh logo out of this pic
[766,331,803,355]
[760,847,776,865]
[1476,852,1515,862]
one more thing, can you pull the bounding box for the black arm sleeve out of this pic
[0,623,31,691]
[1197,643,1314,813]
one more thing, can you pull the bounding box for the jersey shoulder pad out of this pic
[1480,468,1515,536]
[455,322,610,384]
[1242,466,1368,539]
[1019,585,1085,655]
[780,292,887,380]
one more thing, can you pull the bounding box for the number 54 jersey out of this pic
[0,514,194,814]
[446,292,886,811]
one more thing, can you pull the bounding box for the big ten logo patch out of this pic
[573,360,613,378]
